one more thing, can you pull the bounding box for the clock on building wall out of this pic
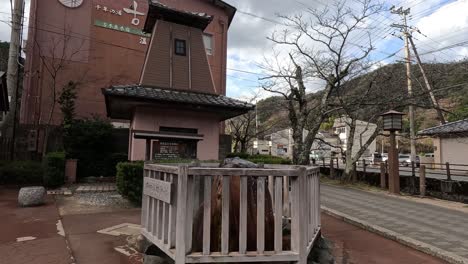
[58,0,84,8]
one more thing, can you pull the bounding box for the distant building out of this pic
[419,119,468,170]
[260,128,339,161]
[310,131,340,160]
[333,117,377,158]
[103,2,252,161]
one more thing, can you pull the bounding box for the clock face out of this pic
[58,0,84,8]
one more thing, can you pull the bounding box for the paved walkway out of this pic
[0,188,72,264]
[321,214,446,264]
[321,184,468,261]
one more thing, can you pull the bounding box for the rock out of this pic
[308,236,335,264]
[144,245,173,264]
[220,157,259,168]
[18,186,46,207]
[143,255,173,264]
[127,234,152,253]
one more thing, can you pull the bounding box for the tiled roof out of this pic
[419,119,468,136]
[149,1,212,20]
[103,85,254,110]
[144,1,213,32]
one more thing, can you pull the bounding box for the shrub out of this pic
[43,152,66,188]
[225,153,292,165]
[226,152,250,159]
[247,154,292,165]
[116,161,144,205]
[64,118,125,177]
[0,160,43,185]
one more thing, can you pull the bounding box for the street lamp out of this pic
[381,110,405,194]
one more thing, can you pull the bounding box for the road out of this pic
[321,184,468,261]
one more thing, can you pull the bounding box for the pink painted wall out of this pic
[130,107,220,161]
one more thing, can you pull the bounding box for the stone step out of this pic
[75,185,117,193]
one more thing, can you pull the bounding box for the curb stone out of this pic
[321,206,468,264]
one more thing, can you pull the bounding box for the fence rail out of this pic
[318,158,468,180]
[141,164,321,264]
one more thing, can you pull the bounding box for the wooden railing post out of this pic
[446,162,451,181]
[362,159,366,175]
[420,165,426,197]
[329,158,335,179]
[175,165,188,264]
[291,167,307,264]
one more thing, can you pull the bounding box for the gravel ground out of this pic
[74,192,133,207]
[57,191,137,216]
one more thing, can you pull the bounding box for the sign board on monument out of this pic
[143,177,172,204]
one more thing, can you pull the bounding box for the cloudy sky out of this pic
[0,0,467,99]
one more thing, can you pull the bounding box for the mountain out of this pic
[255,60,468,135]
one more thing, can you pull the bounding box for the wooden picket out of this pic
[141,164,321,264]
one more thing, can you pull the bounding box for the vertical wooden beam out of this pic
[185,175,194,253]
[420,165,426,197]
[283,176,290,217]
[256,177,265,254]
[274,176,283,253]
[175,166,188,264]
[446,162,451,181]
[162,173,169,244]
[153,171,160,238]
[202,176,212,256]
[141,169,149,230]
[268,175,274,205]
[168,173,178,248]
[239,176,248,254]
[221,175,230,255]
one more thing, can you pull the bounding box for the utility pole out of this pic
[408,36,446,124]
[391,6,417,186]
[2,0,24,159]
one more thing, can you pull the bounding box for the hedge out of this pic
[43,152,66,188]
[116,161,144,205]
[0,160,43,185]
[226,153,292,165]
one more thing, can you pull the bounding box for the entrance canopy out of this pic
[102,85,254,121]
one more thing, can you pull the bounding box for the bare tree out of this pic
[261,0,383,165]
[227,96,277,153]
[33,28,88,154]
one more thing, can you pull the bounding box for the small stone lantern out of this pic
[381,110,404,132]
[381,110,405,194]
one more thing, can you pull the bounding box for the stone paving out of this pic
[321,184,468,260]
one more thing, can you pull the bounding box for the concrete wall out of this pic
[129,107,220,161]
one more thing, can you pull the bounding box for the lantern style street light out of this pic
[381,110,405,194]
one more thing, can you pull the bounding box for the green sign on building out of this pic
[94,19,151,37]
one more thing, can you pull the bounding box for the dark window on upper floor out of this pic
[174,39,186,56]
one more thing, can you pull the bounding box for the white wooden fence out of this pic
[141,164,321,264]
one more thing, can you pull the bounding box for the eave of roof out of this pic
[144,1,213,33]
[211,0,236,26]
[418,118,468,136]
[102,85,254,121]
